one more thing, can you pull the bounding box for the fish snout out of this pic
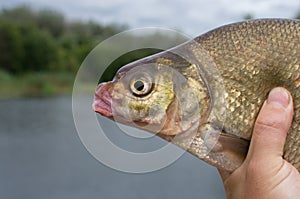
[93,83,113,117]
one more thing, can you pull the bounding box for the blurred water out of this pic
[0,96,225,199]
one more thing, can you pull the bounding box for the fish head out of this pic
[93,50,250,172]
[93,51,211,139]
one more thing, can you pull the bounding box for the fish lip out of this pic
[92,82,151,126]
[93,83,113,117]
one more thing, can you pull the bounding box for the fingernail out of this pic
[267,87,290,108]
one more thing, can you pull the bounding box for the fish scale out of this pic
[94,19,300,172]
[193,19,300,171]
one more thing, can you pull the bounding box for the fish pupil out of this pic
[134,80,144,91]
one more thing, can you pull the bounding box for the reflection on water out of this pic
[0,96,225,199]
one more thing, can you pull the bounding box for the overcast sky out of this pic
[0,0,299,36]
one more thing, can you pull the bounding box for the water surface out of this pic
[0,96,225,199]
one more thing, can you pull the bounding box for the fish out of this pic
[93,19,300,172]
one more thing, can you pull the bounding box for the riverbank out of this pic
[0,70,75,99]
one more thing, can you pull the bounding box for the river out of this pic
[0,96,225,199]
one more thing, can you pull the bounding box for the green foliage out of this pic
[22,27,59,71]
[0,69,12,81]
[243,14,254,20]
[1,6,36,26]
[0,5,129,98]
[296,12,300,19]
[0,71,75,98]
[37,9,65,38]
[99,48,162,83]
[0,19,24,72]
[0,5,125,75]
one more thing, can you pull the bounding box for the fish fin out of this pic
[190,124,249,172]
[210,131,249,172]
[217,133,249,153]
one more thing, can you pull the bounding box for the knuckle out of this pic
[254,111,288,135]
[255,119,281,134]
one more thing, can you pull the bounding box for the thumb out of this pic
[247,87,294,162]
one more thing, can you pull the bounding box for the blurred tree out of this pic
[99,48,162,83]
[58,34,79,71]
[0,20,24,73]
[21,27,59,72]
[0,5,125,74]
[295,11,300,19]
[243,14,254,20]
[97,23,127,40]
[37,9,65,38]
[1,6,36,26]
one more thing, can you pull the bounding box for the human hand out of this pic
[218,87,300,199]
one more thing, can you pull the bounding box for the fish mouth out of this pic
[93,83,113,118]
[92,82,151,126]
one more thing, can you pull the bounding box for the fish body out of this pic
[93,19,300,172]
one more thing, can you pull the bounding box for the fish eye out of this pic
[130,73,154,97]
[133,80,145,91]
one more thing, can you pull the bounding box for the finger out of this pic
[247,87,294,161]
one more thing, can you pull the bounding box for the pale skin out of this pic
[218,87,300,199]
